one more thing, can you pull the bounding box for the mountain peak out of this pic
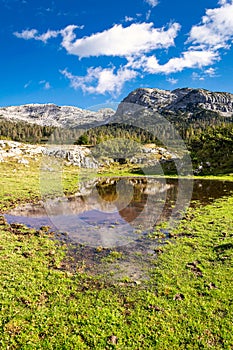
[0,104,115,128]
[121,87,233,117]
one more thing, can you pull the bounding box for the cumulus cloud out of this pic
[60,67,137,95]
[14,1,233,96]
[142,50,220,74]
[188,1,233,50]
[60,22,180,58]
[145,0,159,8]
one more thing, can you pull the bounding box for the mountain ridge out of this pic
[1,87,233,130]
[120,87,233,117]
[0,103,115,128]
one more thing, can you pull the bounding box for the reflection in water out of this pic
[5,177,233,280]
[6,177,233,235]
[6,177,171,247]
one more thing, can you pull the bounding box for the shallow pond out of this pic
[5,177,233,281]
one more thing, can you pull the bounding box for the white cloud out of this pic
[192,67,218,81]
[218,0,228,5]
[14,29,59,43]
[44,82,51,90]
[141,50,220,74]
[14,29,38,40]
[145,0,159,8]
[146,10,151,21]
[204,67,217,77]
[60,67,137,95]
[192,72,205,81]
[60,22,181,58]
[14,25,84,43]
[124,16,134,22]
[166,77,178,85]
[24,80,31,88]
[39,80,51,89]
[188,1,233,50]
[14,1,233,96]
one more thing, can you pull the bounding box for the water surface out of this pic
[5,177,233,281]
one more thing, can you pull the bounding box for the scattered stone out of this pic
[207,282,218,290]
[173,293,185,301]
[22,251,33,258]
[186,261,203,277]
[18,158,29,165]
[154,247,163,254]
[108,335,118,345]
[134,280,141,286]
[148,305,162,311]
[0,216,7,226]
[10,223,26,229]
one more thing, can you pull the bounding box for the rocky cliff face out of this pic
[120,87,233,117]
[0,103,114,128]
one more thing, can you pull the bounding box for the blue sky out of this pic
[1,0,233,109]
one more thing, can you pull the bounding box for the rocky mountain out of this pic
[1,87,233,131]
[0,103,115,128]
[119,87,233,117]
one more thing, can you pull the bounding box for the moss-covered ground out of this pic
[0,160,232,349]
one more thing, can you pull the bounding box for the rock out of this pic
[18,158,29,165]
[42,145,99,168]
[108,335,118,345]
[0,140,100,168]
[119,87,233,117]
[0,104,115,128]
[186,261,203,277]
[207,282,218,289]
[173,293,185,301]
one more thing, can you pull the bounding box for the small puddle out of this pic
[4,177,233,282]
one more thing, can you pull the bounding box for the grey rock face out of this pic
[120,87,233,117]
[42,145,99,168]
[0,103,115,128]
[0,140,99,168]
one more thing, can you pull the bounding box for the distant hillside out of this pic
[0,104,114,128]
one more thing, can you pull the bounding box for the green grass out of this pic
[0,160,233,349]
[0,159,80,212]
[97,162,233,181]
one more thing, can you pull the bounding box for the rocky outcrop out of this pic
[0,140,43,164]
[0,139,180,169]
[119,87,233,117]
[0,104,114,128]
[42,145,99,168]
[0,140,99,168]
